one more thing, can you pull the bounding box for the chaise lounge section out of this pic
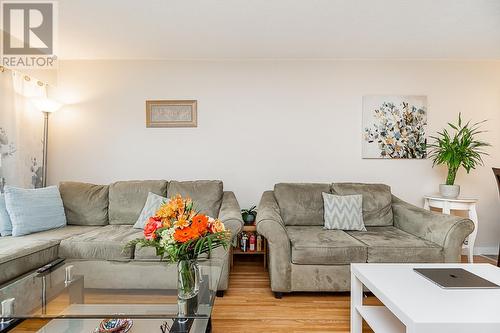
[256,183,474,297]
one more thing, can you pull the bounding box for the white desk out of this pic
[351,263,500,333]
[423,195,478,263]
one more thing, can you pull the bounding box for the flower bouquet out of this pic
[127,195,230,299]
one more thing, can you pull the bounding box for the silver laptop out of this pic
[414,268,500,289]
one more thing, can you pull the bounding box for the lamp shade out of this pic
[31,97,62,113]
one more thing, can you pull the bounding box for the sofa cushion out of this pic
[287,226,367,265]
[274,183,331,226]
[167,180,223,218]
[5,186,67,236]
[59,225,143,260]
[59,182,109,226]
[17,225,101,242]
[0,239,58,285]
[347,226,444,263]
[332,183,393,226]
[0,226,99,284]
[134,246,158,260]
[134,246,210,260]
[109,180,168,225]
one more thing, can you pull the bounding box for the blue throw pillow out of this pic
[4,186,67,237]
[0,194,12,236]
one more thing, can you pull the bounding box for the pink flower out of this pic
[144,217,163,240]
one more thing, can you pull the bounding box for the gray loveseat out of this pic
[256,183,474,298]
[0,180,243,294]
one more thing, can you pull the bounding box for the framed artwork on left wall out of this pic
[146,100,197,128]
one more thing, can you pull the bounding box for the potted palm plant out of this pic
[428,113,490,198]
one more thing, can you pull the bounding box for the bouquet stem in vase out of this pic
[177,260,200,299]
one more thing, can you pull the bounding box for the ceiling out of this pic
[57,0,500,59]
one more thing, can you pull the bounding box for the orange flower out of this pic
[161,218,171,228]
[173,226,200,243]
[209,218,226,233]
[155,204,175,220]
[168,194,187,215]
[191,214,209,235]
[174,216,189,229]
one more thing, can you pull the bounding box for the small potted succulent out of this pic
[241,206,257,225]
[428,113,490,198]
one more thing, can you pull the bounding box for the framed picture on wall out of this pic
[146,100,197,128]
[362,95,427,159]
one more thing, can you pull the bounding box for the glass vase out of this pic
[177,260,200,300]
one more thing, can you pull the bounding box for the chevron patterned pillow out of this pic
[322,192,366,231]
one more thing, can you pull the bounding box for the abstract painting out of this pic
[362,95,427,159]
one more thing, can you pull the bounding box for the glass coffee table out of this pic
[0,259,222,333]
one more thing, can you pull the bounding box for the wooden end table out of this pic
[423,195,478,263]
[230,224,268,269]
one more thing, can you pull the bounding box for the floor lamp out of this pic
[32,98,62,187]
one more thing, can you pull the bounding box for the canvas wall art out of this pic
[362,95,427,159]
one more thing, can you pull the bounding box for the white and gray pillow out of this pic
[133,192,168,229]
[322,192,366,231]
[5,186,67,237]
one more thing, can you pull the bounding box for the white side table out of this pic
[423,195,478,263]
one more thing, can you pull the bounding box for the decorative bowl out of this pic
[94,319,133,333]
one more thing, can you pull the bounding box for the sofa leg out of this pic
[274,292,283,299]
[216,290,224,298]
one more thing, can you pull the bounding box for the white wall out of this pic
[48,60,500,252]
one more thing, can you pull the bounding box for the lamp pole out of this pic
[32,98,62,188]
[42,111,49,187]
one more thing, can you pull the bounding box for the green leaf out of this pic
[427,113,490,183]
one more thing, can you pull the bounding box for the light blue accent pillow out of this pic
[0,194,12,236]
[4,186,67,237]
[133,192,168,229]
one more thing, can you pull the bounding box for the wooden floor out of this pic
[11,255,496,333]
[213,257,378,333]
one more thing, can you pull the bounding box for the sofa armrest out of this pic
[256,191,291,292]
[392,195,474,262]
[219,191,243,239]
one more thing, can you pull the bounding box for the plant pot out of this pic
[439,184,460,199]
[243,214,255,224]
[177,260,201,300]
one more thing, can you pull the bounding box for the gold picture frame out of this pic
[146,100,197,128]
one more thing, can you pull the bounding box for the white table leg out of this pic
[424,198,430,210]
[467,204,478,263]
[442,201,451,215]
[350,270,363,333]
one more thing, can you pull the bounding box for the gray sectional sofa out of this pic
[256,183,475,297]
[0,180,243,293]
